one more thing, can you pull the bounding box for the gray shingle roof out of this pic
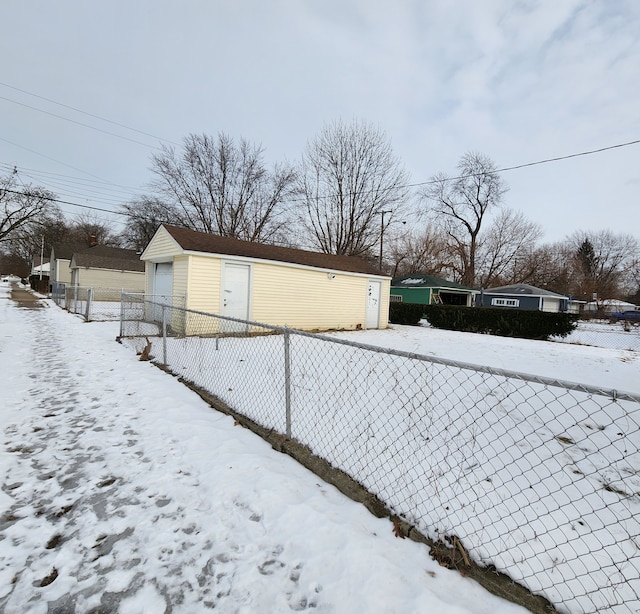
[54,243,140,262]
[71,252,144,272]
[52,242,88,261]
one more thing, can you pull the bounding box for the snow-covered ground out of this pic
[119,304,640,613]
[0,285,531,614]
[331,322,640,395]
[558,319,640,353]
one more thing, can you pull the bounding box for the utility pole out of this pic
[379,210,392,271]
[39,235,44,281]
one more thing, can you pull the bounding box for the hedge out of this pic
[422,305,578,340]
[388,302,426,326]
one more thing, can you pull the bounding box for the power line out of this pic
[0,137,121,183]
[0,161,142,193]
[0,162,139,212]
[0,95,162,150]
[406,138,640,189]
[4,137,639,218]
[2,187,127,218]
[496,139,640,174]
[2,77,637,191]
[0,81,181,147]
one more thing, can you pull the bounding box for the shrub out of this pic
[423,305,578,340]
[389,303,427,326]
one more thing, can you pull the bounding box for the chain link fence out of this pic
[50,284,184,322]
[119,294,640,614]
[554,318,640,352]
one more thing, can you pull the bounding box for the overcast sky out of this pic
[1,0,639,244]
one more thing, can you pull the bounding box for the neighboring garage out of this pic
[390,274,477,307]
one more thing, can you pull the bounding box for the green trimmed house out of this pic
[391,274,477,306]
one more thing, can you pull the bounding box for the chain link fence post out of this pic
[119,291,125,337]
[284,326,292,438]
[162,304,168,366]
[84,287,93,321]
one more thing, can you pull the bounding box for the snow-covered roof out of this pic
[31,262,50,275]
[583,300,638,313]
[391,274,475,292]
[483,283,568,299]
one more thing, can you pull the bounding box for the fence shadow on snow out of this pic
[119,294,640,614]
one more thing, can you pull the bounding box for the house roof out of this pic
[53,243,139,261]
[71,251,145,272]
[483,283,568,299]
[157,224,385,276]
[33,256,50,267]
[31,262,50,274]
[391,274,475,292]
[584,299,637,311]
[52,242,89,261]
[85,246,140,260]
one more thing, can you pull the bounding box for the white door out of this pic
[222,262,250,332]
[366,280,381,329]
[153,262,173,321]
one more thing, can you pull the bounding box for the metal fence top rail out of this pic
[122,294,640,404]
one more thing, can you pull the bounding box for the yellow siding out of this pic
[144,262,152,293]
[143,243,389,331]
[251,262,386,331]
[56,259,73,284]
[185,255,221,312]
[378,283,390,328]
[172,256,189,300]
[142,227,182,260]
[75,268,145,291]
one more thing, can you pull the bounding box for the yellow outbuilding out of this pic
[140,224,390,333]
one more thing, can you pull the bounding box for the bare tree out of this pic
[422,152,508,287]
[508,242,572,292]
[565,230,639,301]
[151,133,296,243]
[119,196,178,251]
[66,213,122,247]
[475,209,542,288]
[6,204,68,264]
[296,119,409,257]
[626,257,640,304]
[0,251,30,277]
[0,172,55,245]
[387,226,450,278]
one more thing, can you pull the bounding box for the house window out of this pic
[491,298,519,307]
[390,295,403,302]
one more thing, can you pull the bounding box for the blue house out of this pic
[477,283,573,313]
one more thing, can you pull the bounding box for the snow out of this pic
[123,303,640,612]
[557,319,640,352]
[123,317,637,613]
[396,278,425,285]
[0,285,531,613]
[329,322,640,394]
